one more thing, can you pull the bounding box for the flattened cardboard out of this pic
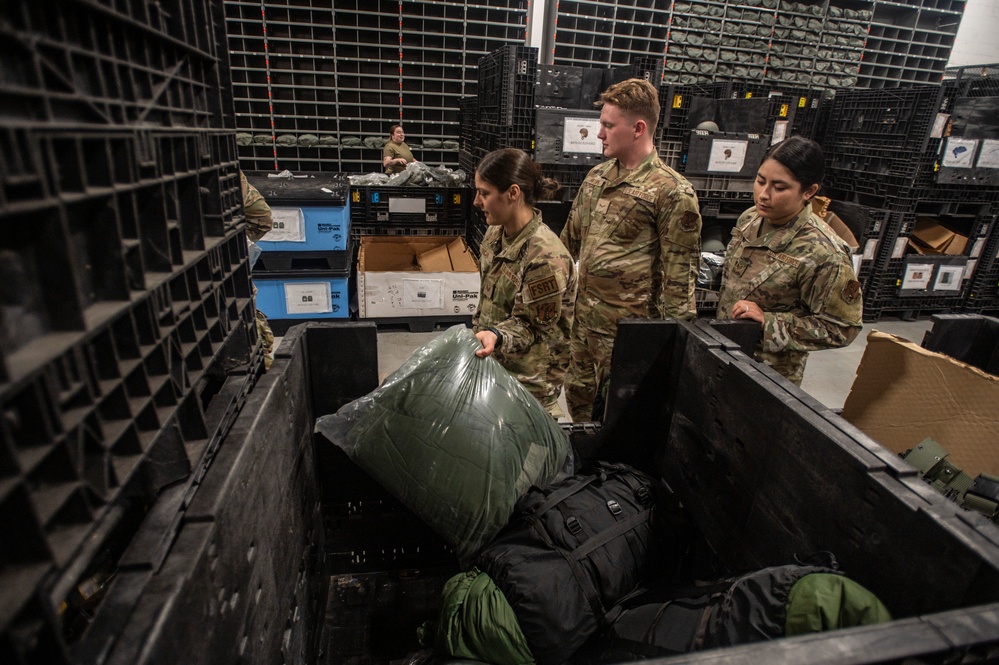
[908,217,969,256]
[358,236,480,319]
[841,331,999,477]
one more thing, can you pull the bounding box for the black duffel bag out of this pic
[476,462,690,665]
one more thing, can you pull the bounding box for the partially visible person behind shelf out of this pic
[240,170,276,370]
[716,136,863,386]
[383,124,417,175]
[560,78,702,422]
[472,148,577,418]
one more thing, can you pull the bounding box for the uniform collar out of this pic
[599,150,661,187]
[494,209,543,260]
[742,206,812,253]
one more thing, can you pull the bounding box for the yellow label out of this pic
[779,103,789,117]
[672,94,683,108]
[798,97,807,107]
[745,92,753,98]
[352,191,361,203]
[453,193,461,204]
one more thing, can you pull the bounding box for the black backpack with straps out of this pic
[476,461,691,665]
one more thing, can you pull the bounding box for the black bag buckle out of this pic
[566,516,583,535]
[635,485,651,505]
[606,500,622,516]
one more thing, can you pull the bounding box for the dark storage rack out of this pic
[547,0,965,91]
[224,0,529,173]
[0,1,268,663]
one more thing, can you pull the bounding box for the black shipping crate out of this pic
[66,318,999,664]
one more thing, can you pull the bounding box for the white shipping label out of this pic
[964,259,978,280]
[863,239,878,261]
[934,264,965,291]
[402,278,444,309]
[262,207,307,242]
[892,236,908,259]
[707,139,748,173]
[977,139,999,168]
[931,113,950,139]
[901,263,933,290]
[284,282,332,314]
[771,120,788,145]
[942,137,978,168]
[972,237,985,258]
[389,198,427,214]
[852,253,862,276]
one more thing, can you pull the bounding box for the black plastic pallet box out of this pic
[57,317,999,664]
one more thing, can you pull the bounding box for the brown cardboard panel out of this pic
[825,211,859,249]
[416,243,453,271]
[841,331,999,477]
[909,217,968,255]
[446,237,479,271]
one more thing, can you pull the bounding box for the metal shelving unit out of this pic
[225,0,528,173]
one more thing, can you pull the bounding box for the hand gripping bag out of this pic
[315,325,569,564]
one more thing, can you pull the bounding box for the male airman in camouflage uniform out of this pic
[716,205,863,385]
[240,171,276,369]
[560,78,701,422]
[473,210,576,416]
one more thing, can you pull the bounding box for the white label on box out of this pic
[863,239,878,261]
[771,120,788,145]
[389,198,427,214]
[901,263,933,290]
[284,282,331,314]
[971,237,985,258]
[977,139,999,168]
[262,207,306,242]
[707,139,748,172]
[402,278,444,309]
[965,259,978,280]
[931,113,950,139]
[942,137,978,168]
[934,264,965,291]
[892,236,908,259]
[563,117,603,154]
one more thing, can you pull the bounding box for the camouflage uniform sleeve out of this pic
[761,252,864,354]
[495,258,571,356]
[240,172,273,242]
[559,187,584,261]
[656,186,701,321]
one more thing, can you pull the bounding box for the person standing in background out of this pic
[560,78,702,422]
[472,148,577,418]
[240,171,276,370]
[717,136,862,385]
[383,124,417,174]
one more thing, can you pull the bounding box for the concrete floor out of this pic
[277,316,934,415]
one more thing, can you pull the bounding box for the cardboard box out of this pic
[357,236,480,318]
[908,216,968,256]
[841,331,999,476]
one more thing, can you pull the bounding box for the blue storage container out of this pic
[257,205,350,251]
[254,272,350,320]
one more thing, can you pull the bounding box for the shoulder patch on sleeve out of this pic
[842,279,862,304]
[680,210,699,232]
[524,271,561,303]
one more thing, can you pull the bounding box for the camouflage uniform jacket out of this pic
[473,210,577,402]
[716,206,863,385]
[560,151,701,336]
[240,171,274,242]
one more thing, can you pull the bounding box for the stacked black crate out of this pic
[247,174,353,334]
[822,79,999,321]
[0,2,267,662]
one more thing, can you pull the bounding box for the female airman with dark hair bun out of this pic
[472,148,576,417]
[717,136,863,385]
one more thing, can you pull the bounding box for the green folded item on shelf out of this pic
[340,136,362,146]
[276,134,298,146]
[423,139,443,148]
[235,133,253,146]
[442,140,459,150]
[319,135,339,146]
[363,136,386,148]
[253,134,272,144]
[298,134,319,146]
